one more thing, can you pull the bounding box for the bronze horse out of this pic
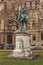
[18,6,27,28]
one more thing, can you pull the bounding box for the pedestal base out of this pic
[9,49,31,57]
[6,53,39,60]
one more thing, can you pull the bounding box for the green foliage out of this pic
[0,50,43,65]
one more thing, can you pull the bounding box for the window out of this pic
[35,0,40,4]
[26,2,30,9]
[26,1,32,9]
[12,3,15,11]
[41,33,43,40]
[32,35,36,41]
[41,2,43,9]
[7,3,12,10]
[4,3,7,10]
[0,6,2,11]
[8,25,12,31]
[8,14,12,20]
[36,5,40,9]
[14,3,18,11]
[1,19,4,30]
[40,21,43,28]
[8,20,12,26]
[40,12,43,18]
[32,1,35,9]
[32,12,37,18]
[7,17,12,30]
[27,23,30,29]
[12,2,18,11]
[35,0,40,9]
[32,22,36,29]
[0,4,4,11]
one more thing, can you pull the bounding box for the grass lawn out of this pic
[0,49,43,65]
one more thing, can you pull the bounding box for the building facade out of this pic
[0,0,43,49]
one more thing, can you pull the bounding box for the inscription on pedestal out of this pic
[16,35,30,50]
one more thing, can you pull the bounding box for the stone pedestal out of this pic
[9,28,32,58]
[6,28,39,59]
[12,35,32,57]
